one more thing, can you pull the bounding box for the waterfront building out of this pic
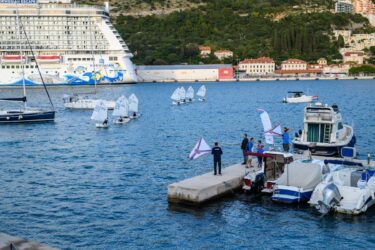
[199,46,211,58]
[0,0,137,86]
[322,64,350,76]
[238,57,275,76]
[343,51,365,64]
[214,50,233,60]
[335,0,353,14]
[281,58,307,71]
[136,64,234,82]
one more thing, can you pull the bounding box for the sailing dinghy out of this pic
[196,85,206,102]
[179,87,186,103]
[113,96,130,124]
[186,86,195,102]
[171,88,181,105]
[91,100,109,128]
[128,94,140,119]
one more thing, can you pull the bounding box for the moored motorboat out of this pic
[293,103,356,157]
[243,151,294,193]
[272,153,340,203]
[63,94,116,110]
[283,91,318,103]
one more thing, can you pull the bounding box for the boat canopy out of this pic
[276,161,322,190]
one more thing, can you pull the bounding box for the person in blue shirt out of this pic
[211,142,223,175]
[282,127,290,152]
[246,137,254,168]
[256,140,264,167]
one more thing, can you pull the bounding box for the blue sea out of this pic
[0,80,375,249]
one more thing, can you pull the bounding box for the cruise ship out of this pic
[0,0,137,86]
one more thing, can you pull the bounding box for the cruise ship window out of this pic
[11,65,14,69]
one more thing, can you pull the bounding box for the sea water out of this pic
[0,80,375,249]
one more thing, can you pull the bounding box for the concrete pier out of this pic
[168,153,375,206]
[168,163,254,205]
[0,233,58,250]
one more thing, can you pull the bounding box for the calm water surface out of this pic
[0,80,375,249]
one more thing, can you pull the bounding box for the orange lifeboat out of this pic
[1,55,25,64]
[36,55,60,63]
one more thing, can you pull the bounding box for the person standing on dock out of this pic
[241,133,249,165]
[256,140,264,167]
[282,127,290,152]
[246,137,255,168]
[212,142,223,175]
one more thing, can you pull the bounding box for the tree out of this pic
[337,35,345,48]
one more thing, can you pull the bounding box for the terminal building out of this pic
[136,64,234,82]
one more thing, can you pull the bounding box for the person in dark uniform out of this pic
[211,142,223,175]
[241,133,249,165]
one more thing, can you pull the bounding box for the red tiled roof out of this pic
[344,52,364,56]
[282,58,307,64]
[240,57,275,64]
[275,69,322,74]
[199,46,211,51]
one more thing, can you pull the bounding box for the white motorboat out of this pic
[283,91,318,103]
[196,85,206,101]
[243,151,294,193]
[309,164,375,215]
[113,96,130,124]
[91,100,109,128]
[128,93,140,119]
[272,152,340,203]
[63,94,116,110]
[186,86,195,102]
[293,103,356,157]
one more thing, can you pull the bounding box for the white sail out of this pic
[189,137,212,160]
[171,88,180,102]
[91,100,108,122]
[197,85,206,98]
[186,86,194,100]
[179,87,186,101]
[113,96,129,117]
[128,93,139,113]
[257,109,281,145]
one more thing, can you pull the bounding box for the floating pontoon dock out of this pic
[0,233,57,250]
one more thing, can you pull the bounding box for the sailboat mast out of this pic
[88,14,97,94]
[15,8,27,108]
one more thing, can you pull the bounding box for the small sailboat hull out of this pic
[113,117,130,124]
[0,110,55,123]
[96,123,109,128]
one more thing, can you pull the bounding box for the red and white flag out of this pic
[189,137,212,160]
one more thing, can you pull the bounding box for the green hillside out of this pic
[78,0,374,65]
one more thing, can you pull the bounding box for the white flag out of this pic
[257,109,282,145]
[189,137,212,160]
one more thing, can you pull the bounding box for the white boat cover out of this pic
[91,100,107,122]
[179,87,186,101]
[113,96,129,117]
[171,88,180,102]
[128,94,139,113]
[186,86,194,99]
[276,161,322,190]
[189,137,212,160]
[197,85,206,98]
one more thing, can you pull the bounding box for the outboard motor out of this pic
[317,183,342,214]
